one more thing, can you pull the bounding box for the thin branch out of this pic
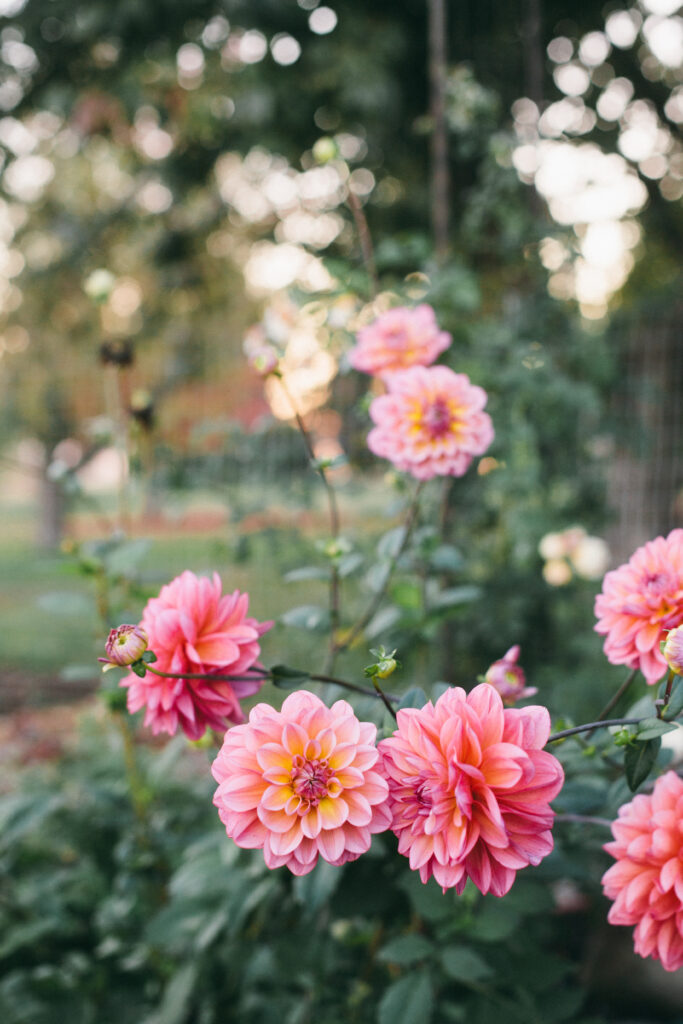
[137,663,399,703]
[346,189,379,295]
[144,664,268,684]
[310,672,398,703]
[548,717,642,743]
[593,668,638,724]
[427,0,450,261]
[276,374,342,666]
[332,480,425,658]
[554,813,612,829]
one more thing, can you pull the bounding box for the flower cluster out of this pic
[602,771,683,972]
[209,681,564,892]
[121,570,272,739]
[594,528,683,685]
[539,526,610,587]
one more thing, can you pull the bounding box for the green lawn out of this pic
[0,482,388,708]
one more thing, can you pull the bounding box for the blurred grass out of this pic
[0,485,386,709]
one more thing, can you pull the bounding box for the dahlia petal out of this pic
[317,827,346,863]
[318,796,349,829]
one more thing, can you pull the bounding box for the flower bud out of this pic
[84,268,115,303]
[99,624,149,670]
[376,658,397,679]
[663,626,683,676]
[248,345,279,377]
[312,137,338,165]
[484,645,538,706]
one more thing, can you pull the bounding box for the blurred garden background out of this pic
[0,0,682,1021]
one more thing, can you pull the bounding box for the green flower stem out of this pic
[554,813,612,828]
[662,669,675,711]
[593,667,638,724]
[332,479,425,660]
[113,710,150,831]
[547,717,643,743]
[276,373,342,669]
[371,675,398,721]
[144,664,268,683]
[142,662,398,703]
[346,188,378,294]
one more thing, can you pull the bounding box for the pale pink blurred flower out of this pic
[212,691,391,875]
[663,625,683,676]
[121,571,272,739]
[349,305,451,377]
[367,365,494,481]
[594,530,683,685]
[378,684,564,895]
[484,645,538,705]
[602,771,683,972]
[99,623,148,670]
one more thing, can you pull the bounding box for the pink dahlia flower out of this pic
[378,684,564,895]
[121,571,272,739]
[594,529,683,685]
[349,304,451,378]
[212,690,391,875]
[602,771,683,972]
[367,365,494,480]
[484,645,538,706]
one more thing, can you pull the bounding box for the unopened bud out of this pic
[663,626,683,676]
[249,345,279,377]
[312,137,338,165]
[484,645,537,706]
[376,658,397,679]
[84,268,116,303]
[99,624,149,670]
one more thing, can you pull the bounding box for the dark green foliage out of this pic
[2,710,678,1024]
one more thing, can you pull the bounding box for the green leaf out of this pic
[104,539,151,577]
[624,737,661,791]
[432,586,481,609]
[391,581,422,610]
[142,650,157,663]
[143,961,197,1024]
[378,934,434,966]
[470,900,521,942]
[283,566,329,583]
[271,664,311,688]
[280,605,330,632]
[36,591,93,616]
[440,946,493,983]
[131,662,147,677]
[662,676,683,720]
[364,605,402,640]
[378,526,407,560]
[396,872,454,922]
[338,552,365,577]
[428,544,464,573]
[636,717,677,741]
[293,859,342,912]
[59,663,98,682]
[377,970,433,1024]
[397,687,428,710]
